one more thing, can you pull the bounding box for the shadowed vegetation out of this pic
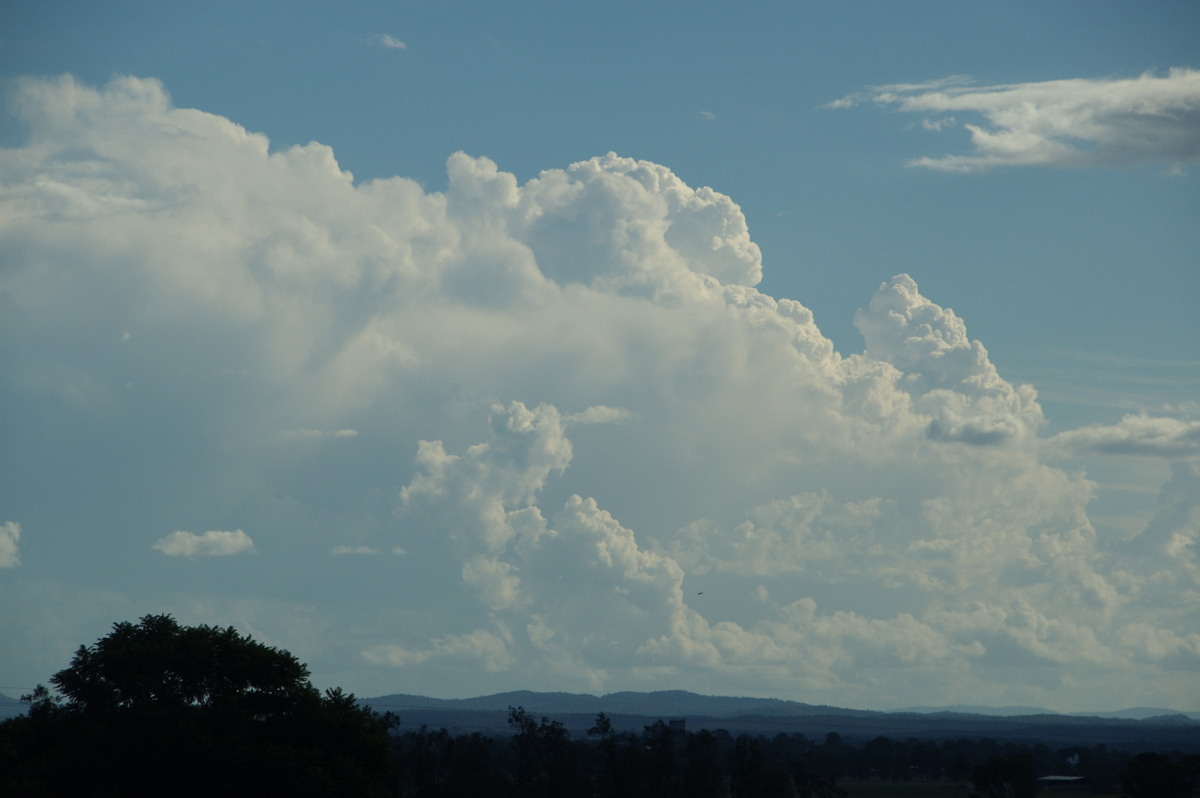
[2,616,1196,796]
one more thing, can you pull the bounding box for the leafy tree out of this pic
[0,614,397,797]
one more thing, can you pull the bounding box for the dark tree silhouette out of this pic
[1119,751,1197,798]
[730,733,766,798]
[588,711,624,797]
[970,752,1038,798]
[506,705,581,797]
[683,728,724,798]
[0,614,397,797]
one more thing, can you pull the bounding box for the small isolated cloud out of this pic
[831,68,1200,171]
[1049,414,1200,458]
[699,110,716,121]
[919,117,956,132]
[371,34,407,50]
[331,545,378,555]
[152,529,255,558]
[0,521,20,568]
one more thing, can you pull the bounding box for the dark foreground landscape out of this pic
[357,690,1198,797]
[360,688,1200,749]
[3,617,1196,796]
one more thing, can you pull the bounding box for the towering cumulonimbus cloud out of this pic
[1,75,1196,709]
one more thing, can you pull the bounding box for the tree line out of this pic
[389,710,1198,798]
[1,616,1195,797]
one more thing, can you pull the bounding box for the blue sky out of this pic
[1,1,1198,712]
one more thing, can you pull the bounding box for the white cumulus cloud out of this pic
[832,68,1200,172]
[152,529,256,558]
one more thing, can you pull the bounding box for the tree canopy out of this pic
[0,614,396,797]
[48,613,313,712]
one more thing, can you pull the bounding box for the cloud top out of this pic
[152,530,256,558]
[832,68,1200,172]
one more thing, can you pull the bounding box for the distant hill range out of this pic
[358,690,1200,749]
[363,689,1198,723]
[897,704,1200,721]
[365,689,879,720]
[4,688,1197,749]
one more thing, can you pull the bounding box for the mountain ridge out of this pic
[359,689,1200,722]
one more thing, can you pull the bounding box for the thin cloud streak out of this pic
[832,68,1200,171]
[1050,414,1200,458]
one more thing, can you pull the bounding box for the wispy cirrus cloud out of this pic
[152,530,256,558]
[831,68,1200,172]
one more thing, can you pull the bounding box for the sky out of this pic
[1,1,1198,713]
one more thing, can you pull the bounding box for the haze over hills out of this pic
[364,690,877,719]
